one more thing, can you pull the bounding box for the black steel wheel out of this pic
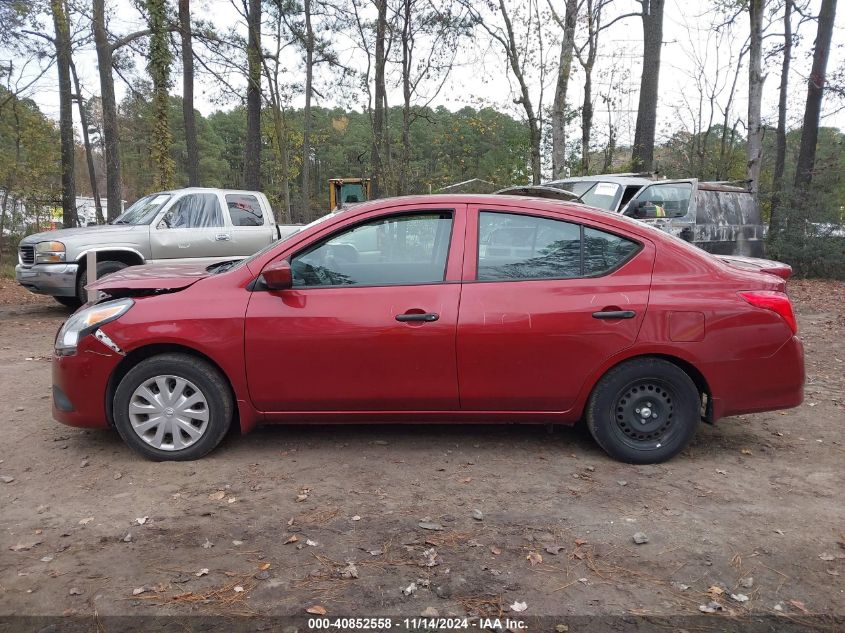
[586,358,700,464]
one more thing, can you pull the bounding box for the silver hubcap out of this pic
[128,375,209,451]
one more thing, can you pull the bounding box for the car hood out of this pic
[86,261,213,296]
[20,224,144,245]
[714,254,793,280]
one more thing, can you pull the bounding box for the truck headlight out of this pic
[55,299,134,355]
[35,241,66,263]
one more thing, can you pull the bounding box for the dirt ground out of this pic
[0,277,843,630]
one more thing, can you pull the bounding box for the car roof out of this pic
[547,175,654,186]
[340,194,647,233]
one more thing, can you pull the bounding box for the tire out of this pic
[76,260,129,304]
[53,296,81,309]
[586,358,700,464]
[112,353,233,461]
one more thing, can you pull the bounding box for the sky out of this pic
[4,0,845,171]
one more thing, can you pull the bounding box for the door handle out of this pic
[215,234,232,241]
[395,312,439,322]
[592,310,636,319]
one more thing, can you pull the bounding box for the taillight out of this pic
[738,291,798,334]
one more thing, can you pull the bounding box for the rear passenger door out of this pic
[456,205,655,412]
[223,192,275,256]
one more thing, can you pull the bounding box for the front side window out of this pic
[629,182,693,218]
[291,212,453,287]
[478,212,582,280]
[161,194,224,228]
[226,194,265,226]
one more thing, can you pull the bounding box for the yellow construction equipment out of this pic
[329,178,372,211]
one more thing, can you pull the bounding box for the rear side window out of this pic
[226,194,265,226]
[477,211,639,281]
[583,227,640,275]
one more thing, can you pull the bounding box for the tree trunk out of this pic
[243,0,262,190]
[147,0,175,190]
[179,0,200,186]
[301,0,314,221]
[70,59,104,224]
[794,0,836,190]
[93,0,123,220]
[770,0,792,231]
[498,0,541,184]
[746,0,765,197]
[51,0,77,228]
[398,0,412,195]
[631,0,664,172]
[581,69,593,175]
[551,0,578,180]
[371,0,388,199]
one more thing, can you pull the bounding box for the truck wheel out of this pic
[113,353,233,461]
[76,260,128,304]
[586,358,700,464]
[53,296,81,309]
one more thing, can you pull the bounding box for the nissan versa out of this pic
[52,195,805,464]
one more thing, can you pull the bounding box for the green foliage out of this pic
[0,86,61,251]
[145,0,175,189]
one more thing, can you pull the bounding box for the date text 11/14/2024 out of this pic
[307,617,528,630]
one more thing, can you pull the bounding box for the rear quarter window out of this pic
[583,227,641,275]
[226,194,265,227]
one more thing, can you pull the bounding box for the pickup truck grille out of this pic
[19,245,35,265]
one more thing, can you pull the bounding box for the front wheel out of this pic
[113,353,233,461]
[586,358,701,464]
[76,260,128,304]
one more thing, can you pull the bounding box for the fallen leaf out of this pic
[306,539,319,547]
[195,568,209,577]
[234,586,244,593]
[526,551,543,566]
[202,538,213,549]
[510,601,528,613]
[544,545,564,555]
[418,521,444,531]
[789,600,810,614]
[285,535,298,544]
[731,593,749,603]
[306,605,327,615]
[574,538,588,546]
[136,516,148,525]
[10,540,42,552]
[741,449,752,455]
[208,491,226,500]
[259,563,271,571]
[351,515,361,521]
[707,585,725,597]
[296,494,308,502]
[490,545,501,555]
[78,517,94,525]
[132,587,148,596]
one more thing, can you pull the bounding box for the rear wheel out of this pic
[113,353,233,461]
[586,358,700,464]
[76,260,128,304]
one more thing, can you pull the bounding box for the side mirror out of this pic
[627,200,657,219]
[262,259,293,290]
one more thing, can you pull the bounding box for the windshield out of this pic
[112,193,172,225]
[555,181,622,211]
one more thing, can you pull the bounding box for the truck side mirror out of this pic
[627,200,657,219]
[262,260,293,290]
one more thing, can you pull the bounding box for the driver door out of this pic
[245,205,465,413]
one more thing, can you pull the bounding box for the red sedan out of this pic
[52,195,804,463]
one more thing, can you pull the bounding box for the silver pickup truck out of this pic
[16,187,299,307]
